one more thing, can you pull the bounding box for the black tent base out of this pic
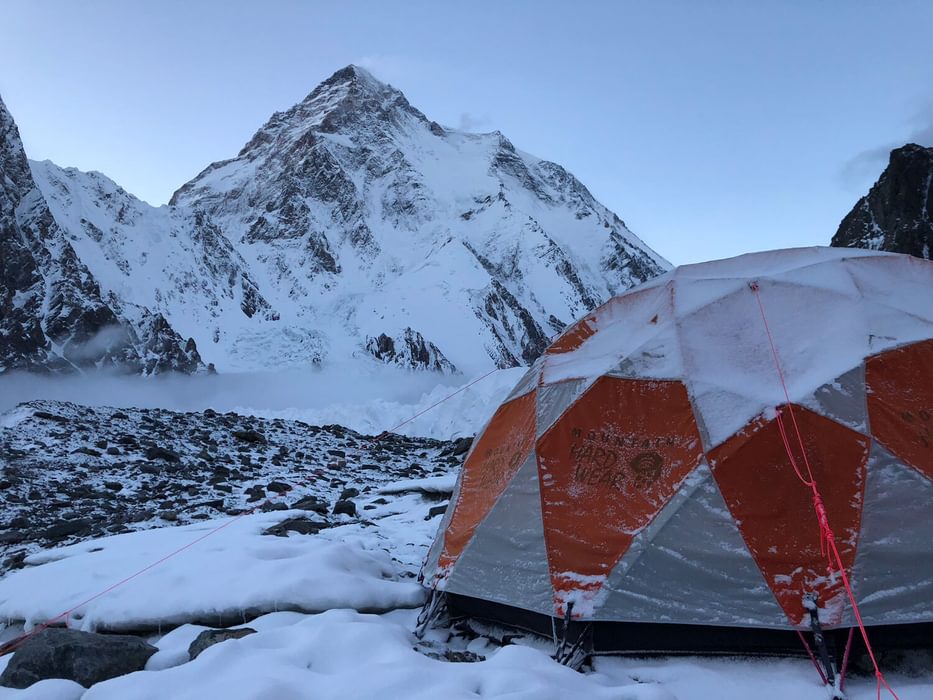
[445,593,933,657]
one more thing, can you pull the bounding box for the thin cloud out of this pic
[457,112,492,133]
[841,100,933,188]
[353,54,422,87]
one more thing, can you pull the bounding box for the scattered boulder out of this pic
[145,446,181,463]
[262,517,328,537]
[291,495,328,514]
[260,501,288,513]
[0,531,25,544]
[425,503,448,520]
[0,628,157,689]
[188,627,257,661]
[32,411,68,423]
[245,485,266,502]
[232,429,266,444]
[333,499,357,517]
[71,447,101,458]
[42,519,92,542]
[1,400,460,577]
[451,436,473,456]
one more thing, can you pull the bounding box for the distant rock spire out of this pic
[832,143,933,259]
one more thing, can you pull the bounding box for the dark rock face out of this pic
[476,280,551,367]
[365,328,457,373]
[187,627,256,661]
[0,628,156,689]
[832,144,933,259]
[0,96,207,375]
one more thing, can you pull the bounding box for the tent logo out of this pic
[477,445,525,488]
[568,439,667,491]
[629,451,663,488]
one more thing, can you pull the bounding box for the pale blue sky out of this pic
[2,1,932,264]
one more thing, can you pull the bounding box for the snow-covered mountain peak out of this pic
[7,68,669,374]
[225,65,429,165]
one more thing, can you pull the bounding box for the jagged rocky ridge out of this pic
[3,66,669,374]
[832,143,933,259]
[0,400,468,575]
[0,98,206,375]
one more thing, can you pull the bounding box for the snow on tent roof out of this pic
[423,247,933,652]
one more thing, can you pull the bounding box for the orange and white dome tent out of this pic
[422,247,933,654]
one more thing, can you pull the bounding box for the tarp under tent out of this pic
[421,247,933,659]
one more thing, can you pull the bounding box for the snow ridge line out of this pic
[0,369,502,657]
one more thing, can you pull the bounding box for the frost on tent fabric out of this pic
[420,248,933,681]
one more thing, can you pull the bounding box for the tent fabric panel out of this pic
[443,452,554,615]
[541,283,672,385]
[845,254,933,325]
[678,280,870,450]
[503,357,544,403]
[535,377,592,439]
[597,468,788,627]
[866,338,933,481]
[708,405,869,627]
[535,376,704,616]
[436,391,536,575]
[423,455,467,582]
[849,444,933,626]
[546,314,597,355]
[607,323,684,381]
[799,364,869,435]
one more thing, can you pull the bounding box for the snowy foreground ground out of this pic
[1,371,931,698]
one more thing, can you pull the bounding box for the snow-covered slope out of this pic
[29,161,275,370]
[0,96,205,375]
[170,65,668,373]
[23,66,667,374]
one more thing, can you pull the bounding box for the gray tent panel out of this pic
[800,364,868,435]
[503,358,542,403]
[849,443,933,626]
[535,377,591,438]
[597,466,787,627]
[422,462,466,581]
[444,451,554,616]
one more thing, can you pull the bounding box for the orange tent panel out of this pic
[547,316,597,355]
[867,339,933,482]
[708,405,869,626]
[536,376,704,613]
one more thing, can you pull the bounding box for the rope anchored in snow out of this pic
[749,281,900,700]
[0,369,504,658]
